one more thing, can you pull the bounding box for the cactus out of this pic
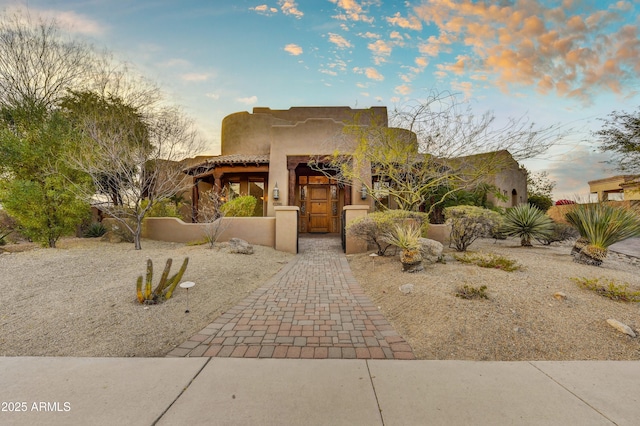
[164,258,189,300]
[135,257,189,304]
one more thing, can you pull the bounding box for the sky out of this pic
[1,0,640,200]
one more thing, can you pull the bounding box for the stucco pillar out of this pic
[343,205,370,254]
[275,206,299,254]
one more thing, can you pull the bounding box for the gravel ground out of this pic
[0,238,293,357]
[348,238,640,360]
[2,236,639,360]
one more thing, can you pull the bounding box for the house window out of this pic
[373,180,391,211]
[227,182,240,200]
[249,180,265,216]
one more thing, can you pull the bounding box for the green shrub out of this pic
[444,205,502,252]
[527,194,553,212]
[565,203,640,266]
[347,210,429,255]
[502,204,554,246]
[572,277,640,302]
[455,284,489,300]
[220,195,258,217]
[83,222,107,238]
[141,199,182,218]
[454,252,521,271]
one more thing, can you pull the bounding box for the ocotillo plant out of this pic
[136,257,189,304]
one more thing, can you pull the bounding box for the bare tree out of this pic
[65,93,202,249]
[0,10,94,110]
[198,187,230,248]
[316,91,565,214]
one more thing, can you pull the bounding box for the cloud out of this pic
[250,4,278,16]
[359,32,380,39]
[162,58,191,68]
[329,0,375,23]
[412,0,640,102]
[328,33,352,49]
[386,12,422,30]
[279,0,304,18]
[205,93,220,100]
[354,66,384,81]
[237,96,258,105]
[181,73,212,82]
[284,43,303,55]
[6,6,106,35]
[368,39,392,64]
[395,84,412,95]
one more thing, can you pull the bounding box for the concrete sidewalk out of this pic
[1,357,638,425]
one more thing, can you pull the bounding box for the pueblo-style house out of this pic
[183,106,527,236]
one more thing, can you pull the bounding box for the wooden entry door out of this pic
[308,185,330,233]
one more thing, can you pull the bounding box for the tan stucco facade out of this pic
[180,106,528,253]
[588,175,640,201]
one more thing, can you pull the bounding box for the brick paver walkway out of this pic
[167,236,415,359]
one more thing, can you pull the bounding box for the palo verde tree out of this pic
[526,170,556,211]
[0,9,103,247]
[594,108,640,174]
[61,90,201,250]
[0,105,92,247]
[316,91,564,215]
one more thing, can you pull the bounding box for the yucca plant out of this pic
[382,223,423,272]
[502,204,554,246]
[565,203,640,266]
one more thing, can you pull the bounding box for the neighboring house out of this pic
[589,175,640,201]
[183,106,527,235]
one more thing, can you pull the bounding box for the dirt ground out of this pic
[348,238,640,360]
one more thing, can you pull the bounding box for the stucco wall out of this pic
[252,106,387,126]
[267,118,371,216]
[220,111,291,156]
[142,217,275,246]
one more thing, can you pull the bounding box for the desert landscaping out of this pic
[1,236,639,360]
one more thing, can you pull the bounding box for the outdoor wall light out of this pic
[361,184,368,200]
[273,182,280,200]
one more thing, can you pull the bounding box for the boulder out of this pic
[228,238,254,255]
[399,283,414,294]
[418,238,443,264]
[606,319,636,337]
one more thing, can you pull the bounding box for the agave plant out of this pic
[565,203,640,266]
[502,204,554,246]
[382,223,423,272]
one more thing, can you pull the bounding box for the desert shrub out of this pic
[220,195,257,217]
[565,203,640,266]
[455,284,489,300]
[502,204,554,247]
[527,194,553,212]
[534,222,579,245]
[141,199,182,218]
[572,277,640,302]
[444,205,502,252]
[454,252,521,271]
[347,210,429,256]
[382,223,424,272]
[83,222,107,238]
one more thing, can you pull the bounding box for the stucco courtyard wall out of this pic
[142,217,275,246]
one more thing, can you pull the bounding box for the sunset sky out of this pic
[2,0,639,199]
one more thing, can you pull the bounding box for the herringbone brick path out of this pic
[167,236,415,359]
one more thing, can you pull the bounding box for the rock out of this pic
[399,283,414,294]
[606,319,636,337]
[553,292,567,300]
[101,232,123,244]
[228,238,254,255]
[418,238,443,264]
